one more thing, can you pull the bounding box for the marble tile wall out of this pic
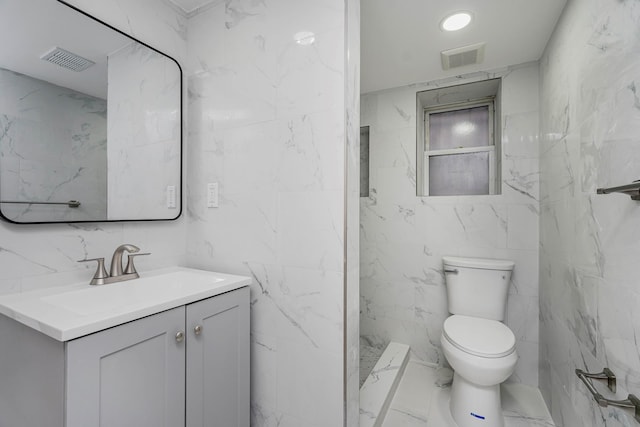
[539,0,640,425]
[360,63,541,386]
[107,41,181,220]
[185,0,358,425]
[345,0,361,424]
[0,1,188,295]
[0,68,107,222]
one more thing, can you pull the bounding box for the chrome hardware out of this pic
[109,244,140,277]
[78,244,150,286]
[576,368,640,422]
[77,258,109,286]
[175,331,185,343]
[1,199,81,208]
[194,325,202,336]
[444,268,459,275]
[577,368,617,393]
[597,180,640,201]
[124,253,150,275]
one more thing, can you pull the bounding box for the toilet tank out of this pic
[443,256,515,321]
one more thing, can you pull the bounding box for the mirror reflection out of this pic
[0,0,182,223]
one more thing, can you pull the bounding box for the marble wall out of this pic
[0,0,187,295]
[0,68,107,222]
[345,0,361,424]
[360,63,540,386]
[539,0,640,425]
[107,41,181,220]
[0,1,359,424]
[185,0,358,425]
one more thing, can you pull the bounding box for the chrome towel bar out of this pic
[576,368,640,422]
[0,200,80,208]
[596,181,640,200]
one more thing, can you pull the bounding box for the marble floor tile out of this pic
[381,361,555,427]
[360,343,410,427]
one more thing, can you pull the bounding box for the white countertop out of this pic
[0,267,251,342]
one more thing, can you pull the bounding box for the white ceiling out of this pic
[168,0,217,16]
[1,0,566,98]
[362,0,567,94]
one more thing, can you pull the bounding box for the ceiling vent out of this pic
[441,42,485,70]
[40,47,95,72]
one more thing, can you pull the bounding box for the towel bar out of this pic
[596,181,640,200]
[576,368,640,422]
[0,200,80,208]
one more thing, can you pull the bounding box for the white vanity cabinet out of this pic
[0,271,250,427]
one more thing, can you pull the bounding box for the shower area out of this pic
[356,0,544,422]
[357,56,544,424]
[357,0,640,426]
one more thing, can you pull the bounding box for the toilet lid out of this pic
[443,315,516,358]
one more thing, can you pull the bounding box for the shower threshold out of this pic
[359,342,410,427]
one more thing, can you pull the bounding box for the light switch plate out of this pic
[207,183,218,208]
[166,185,176,209]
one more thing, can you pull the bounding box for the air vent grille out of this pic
[441,43,485,70]
[40,47,95,72]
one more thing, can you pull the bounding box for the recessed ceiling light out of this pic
[441,12,472,32]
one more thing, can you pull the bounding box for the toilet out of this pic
[440,256,517,427]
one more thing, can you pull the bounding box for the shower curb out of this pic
[359,342,410,427]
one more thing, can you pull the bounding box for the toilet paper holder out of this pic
[576,368,640,422]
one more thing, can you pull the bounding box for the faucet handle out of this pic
[78,258,109,285]
[124,253,151,275]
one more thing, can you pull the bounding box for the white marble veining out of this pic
[360,342,410,427]
[345,0,362,424]
[0,0,358,424]
[107,41,181,220]
[0,267,249,341]
[360,63,540,386]
[0,68,107,222]
[539,0,640,426]
[382,360,555,427]
[361,339,385,388]
[0,0,188,299]
[185,0,358,425]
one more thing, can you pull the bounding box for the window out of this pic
[426,100,495,195]
[416,79,501,196]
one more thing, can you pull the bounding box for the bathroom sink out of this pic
[0,267,251,341]
[41,271,224,315]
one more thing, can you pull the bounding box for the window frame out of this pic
[422,97,497,196]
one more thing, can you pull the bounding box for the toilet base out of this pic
[450,372,504,427]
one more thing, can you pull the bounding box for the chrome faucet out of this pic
[110,244,140,277]
[78,244,150,285]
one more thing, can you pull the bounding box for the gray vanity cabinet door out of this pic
[65,307,186,427]
[186,287,250,427]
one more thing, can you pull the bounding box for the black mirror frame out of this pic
[0,0,183,225]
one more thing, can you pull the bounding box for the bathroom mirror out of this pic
[0,0,182,224]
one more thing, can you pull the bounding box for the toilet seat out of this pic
[443,315,515,358]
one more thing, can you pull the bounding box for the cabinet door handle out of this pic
[175,331,185,343]
[194,325,203,336]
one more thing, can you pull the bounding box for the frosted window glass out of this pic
[429,106,489,150]
[429,152,489,196]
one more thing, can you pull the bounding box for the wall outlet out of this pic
[207,183,219,208]
[166,185,176,209]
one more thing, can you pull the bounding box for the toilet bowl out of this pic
[441,315,517,427]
